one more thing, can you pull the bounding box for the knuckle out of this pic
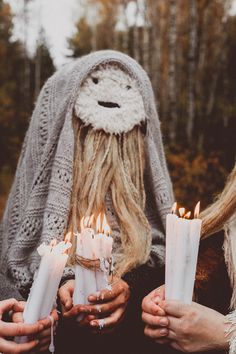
[180,320,190,336]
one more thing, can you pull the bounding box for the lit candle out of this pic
[165,202,202,304]
[95,214,113,291]
[73,213,113,311]
[183,202,202,304]
[23,235,72,323]
[16,235,72,348]
[165,202,178,299]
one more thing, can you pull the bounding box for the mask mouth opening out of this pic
[98,101,120,109]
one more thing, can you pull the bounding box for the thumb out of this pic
[58,283,73,310]
[159,300,190,318]
[0,298,18,318]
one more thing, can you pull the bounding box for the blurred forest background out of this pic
[0,0,236,218]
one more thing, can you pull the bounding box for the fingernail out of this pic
[160,329,168,336]
[88,296,96,302]
[90,321,98,327]
[160,318,168,326]
[153,296,160,303]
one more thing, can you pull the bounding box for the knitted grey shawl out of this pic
[0,50,174,290]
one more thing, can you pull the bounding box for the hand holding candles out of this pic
[23,235,72,324]
[15,234,72,352]
[73,213,113,308]
[165,202,202,304]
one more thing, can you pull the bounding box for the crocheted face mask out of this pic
[74,64,145,134]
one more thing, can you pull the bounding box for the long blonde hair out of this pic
[201,164,236,238]
[68,117,152,276]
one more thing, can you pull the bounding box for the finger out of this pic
[142,296,163,316]
[0,321,43,337]
[88,283,124,303]
[142,312,169,327]
[78,295,123,315]
[39,343,51,352]
[90,307,124,329]
[38,336,51,346]
[144,325,169,339]
[0,298,18,317]
[58,282,73,310]
[37,327,50,339]
[13,301,26,313]
[170,341,183,351]
[159,300,190,318]
[154,338,171,345]
[0,337,39,354]
[168,315,182,332]
[12,312,24,324]
[78,315,97,327]
[39,310,58,329]
[152,285,165,303]
[63,305,82,318]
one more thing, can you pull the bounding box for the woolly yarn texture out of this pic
[0,50,174,291]
[75,64,145,134]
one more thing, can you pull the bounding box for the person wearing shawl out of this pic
[142,164,236,354]
[0,50,173,353]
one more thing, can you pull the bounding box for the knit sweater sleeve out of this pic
[225,311,236,353]
[0,274,24,301]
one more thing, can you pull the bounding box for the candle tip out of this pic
[171,202,177,214]
[194,201,201,219]
[179,207,185,218]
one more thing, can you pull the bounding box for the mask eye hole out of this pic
[92,77,99,84]
[126,85,131,90]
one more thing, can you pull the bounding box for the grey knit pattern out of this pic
[0,50,174,291]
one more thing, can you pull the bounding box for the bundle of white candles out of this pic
[16,235,72,350]
[165,202,202,304]
[73,213,113,308]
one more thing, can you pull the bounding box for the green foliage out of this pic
[0,1,55,217]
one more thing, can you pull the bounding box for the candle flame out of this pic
[84,216,90,228]
[102,214,111,236]
[194,201,200,219]
[50,239,57,247]
[96,213,102,233]
[64,232,72,243]
[179,207,185,218]
[184,211,191,219]
[171,202,177,214]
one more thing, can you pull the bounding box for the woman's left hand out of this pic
[151,300,229,352]
[64,278,130,332]
[12,302,58,353]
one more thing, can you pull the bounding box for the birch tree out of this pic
[186,0,198,142]
[168,0,178,141]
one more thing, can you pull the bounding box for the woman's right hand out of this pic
[58,280,96,326]
[0,298,43,354]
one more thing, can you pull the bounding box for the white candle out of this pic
[165,202,202,304]
[183,215,202,304]
[16,236,71,347]
[172,217,190,301]
[23,238,71,323]
[165,206,178,299]
[81,227,98,303]
[73,232,85,306]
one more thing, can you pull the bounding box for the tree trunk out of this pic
[168,0,178,142]
[186,0,198,142]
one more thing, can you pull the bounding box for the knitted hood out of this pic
[0,50,173,290]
